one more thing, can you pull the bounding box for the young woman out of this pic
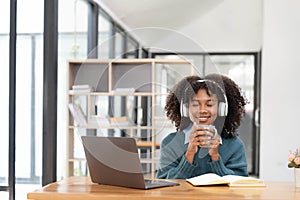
[156,74,248,179]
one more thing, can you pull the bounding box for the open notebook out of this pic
[81,136,179,189]
[186,173,265,187]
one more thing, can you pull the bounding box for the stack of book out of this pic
[69,84,93,94]
[109,116,131,126]
[111,88,135,95]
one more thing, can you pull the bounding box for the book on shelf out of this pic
[72,84,92,90]
[68,103,87,126]
[112,88,135,95]
[109,116,132,126]
[69,84,93,94]
[186,173,265,187]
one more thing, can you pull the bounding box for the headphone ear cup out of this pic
[218,102,228,116]
[182,104,188,117]
[180,100,189,117]
[224,102,228,116]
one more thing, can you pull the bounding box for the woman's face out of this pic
[188,89,218,125]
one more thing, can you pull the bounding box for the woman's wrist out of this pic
[210,153,219,161]
[185,151,196,163]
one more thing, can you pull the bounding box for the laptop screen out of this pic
[81,136,147,188]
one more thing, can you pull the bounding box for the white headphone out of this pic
[180,79,228,117]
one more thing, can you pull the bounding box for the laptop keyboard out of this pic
[144,179,179,188]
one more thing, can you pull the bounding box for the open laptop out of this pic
[81,136,179,189]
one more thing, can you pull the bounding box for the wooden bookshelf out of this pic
[66,58,196,178]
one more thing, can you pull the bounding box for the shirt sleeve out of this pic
[156,133,198,179]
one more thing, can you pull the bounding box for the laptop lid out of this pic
[82,136,179,190]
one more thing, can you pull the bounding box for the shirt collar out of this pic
[183,123,193,144]
[183,123,223,145]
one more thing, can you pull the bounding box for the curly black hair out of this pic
[205,73,248,137]
[165,73,248,139]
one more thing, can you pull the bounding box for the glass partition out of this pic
[207,55,255,172]
[115,30,125,58]
[0,0,10,197]
[98,11,111,59]
[154,53,257,175]
[58,0,88,180]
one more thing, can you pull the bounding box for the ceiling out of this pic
[95,0,262,53]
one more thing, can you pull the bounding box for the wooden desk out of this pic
[27,176,300,200]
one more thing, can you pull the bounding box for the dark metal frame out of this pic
[253,51,261,176]
[141,48,150,58]
[88,1,99,58]
[7,0,17,199]
[109,22,116,58]
[121,31,127,58]
[42,0,58,186]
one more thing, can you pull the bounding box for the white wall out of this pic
[154,0,262,52]
[100,0,263,53]
[260,0,300,181]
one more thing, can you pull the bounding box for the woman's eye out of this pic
[207,103,214,107]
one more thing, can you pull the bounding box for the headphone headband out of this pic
[195,79,228,105]
[180,79,228,117]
